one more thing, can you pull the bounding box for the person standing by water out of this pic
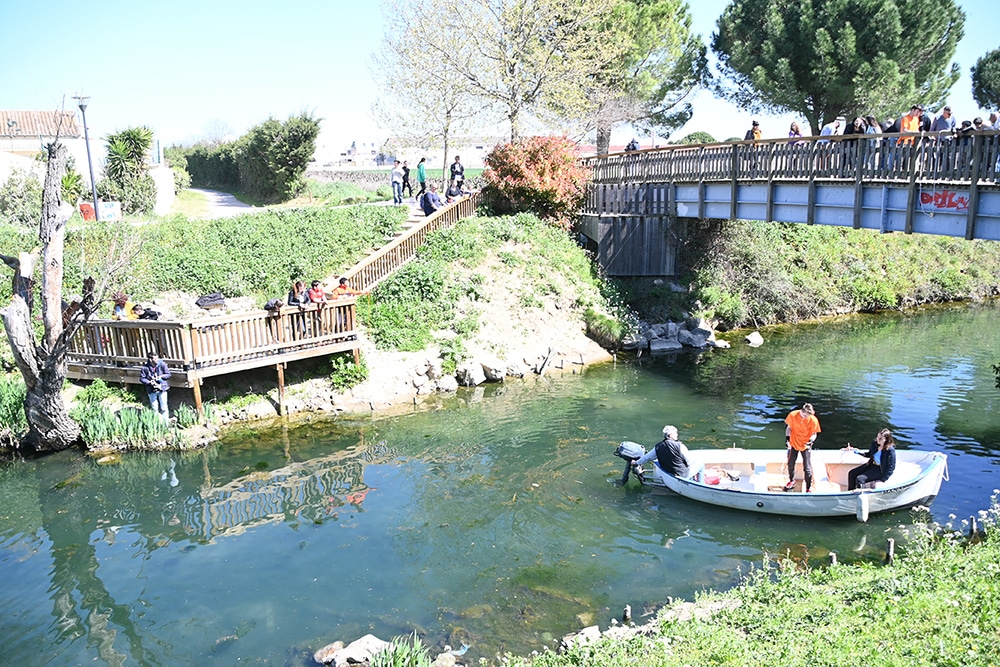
[140,352,171,421]
[784,403,821,492]
[846,428,896,490]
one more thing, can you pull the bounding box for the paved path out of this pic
[190,188,256,218]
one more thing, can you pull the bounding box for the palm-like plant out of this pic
[104,126,154,183]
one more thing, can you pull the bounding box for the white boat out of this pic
[616,444,948,522]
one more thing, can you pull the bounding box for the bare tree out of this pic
[373,2,481,188]
[390,0,620,143]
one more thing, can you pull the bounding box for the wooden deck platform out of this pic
[66,300,360,413]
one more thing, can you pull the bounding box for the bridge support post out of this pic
[276,363,286,416]
[853,149,864,229]
[192,378,204,418]
[966,134,983,240]
[730,144,739,220]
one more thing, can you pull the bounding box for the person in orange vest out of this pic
[332,277,364,298]
[783,403,822,492]
[898,104,923,145]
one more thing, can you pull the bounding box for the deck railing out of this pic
[345,192,481,292]
[581,130,1000,194]
[66,300,359,393]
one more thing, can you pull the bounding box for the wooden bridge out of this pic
[65,194,481,412]
[580,131,1000,276]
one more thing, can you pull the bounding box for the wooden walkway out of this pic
[65,194,481,412]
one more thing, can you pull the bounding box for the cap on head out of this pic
[752,120,759,126]
[800,403,815,416]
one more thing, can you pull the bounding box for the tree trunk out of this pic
[597,123,612,155]
[0,141,81,453]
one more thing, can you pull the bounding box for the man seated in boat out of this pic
[846,428,897,490]
[633,425,690,478]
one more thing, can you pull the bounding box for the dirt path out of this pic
[189,188,256,218]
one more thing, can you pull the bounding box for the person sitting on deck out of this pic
[846,428,897,490]
[111,292,138,320]
[633,425,690,478]
[445,179,464,203]
[132,304,161,320]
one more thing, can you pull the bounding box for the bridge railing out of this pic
[582,130,1000,188]
[345,192,481,292]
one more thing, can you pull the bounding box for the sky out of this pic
[1,0,996,154]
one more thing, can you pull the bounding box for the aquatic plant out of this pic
[370,633,431,667]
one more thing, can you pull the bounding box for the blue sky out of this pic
[1,0,995,150]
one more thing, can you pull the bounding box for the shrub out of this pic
[481,135,591,229]
[97,173,157,215]
[330,352,369,391]
[173,404,200,428]
[76,379,137,404]
[583,307,623,349]
[182,142,240,189]
[0,374,27,444]
[235,113,320,203]
[371,633,432,667]
[0,169,43,227]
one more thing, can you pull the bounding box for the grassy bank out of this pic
[616,220,1000,329]
[495,504,1000,666]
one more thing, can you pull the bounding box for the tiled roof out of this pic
[1,110,81,139]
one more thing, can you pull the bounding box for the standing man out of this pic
[450,155,465,189]
[784,403,821,492]
[140,351,171,421]
[390,160,404,205]
[634,425,690,478]
[401,160,413,200]
[416,157,428,202]
[930,106,955,136]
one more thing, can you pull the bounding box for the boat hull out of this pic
[637,446,947,522]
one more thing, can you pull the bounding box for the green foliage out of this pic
[235,113,320,203]
[61,163,85,204]
[71,403,170,449]
[219,393,267,411]
[0,169,43,227]
[679,220,1000,328]
[96,172,157,216]
[132,205,406,301]
[971,47,1000,111]
[504,503,1000,667]
[305,180,387,205]
[481,136,591,229]
[97,126,157,215]
[173,403,199,428]
[330,352,369,391]
[0,374,27,443]
[712,0,965,133]
[163,145,192,193]
[583,307,623,349]
[76,379,137,405]
[180,142,240,189]
[679,131,717,145]
[370,633,432,667]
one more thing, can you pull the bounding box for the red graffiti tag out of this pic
[919,190,969,212]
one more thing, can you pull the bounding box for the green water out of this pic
[0,302,997,665]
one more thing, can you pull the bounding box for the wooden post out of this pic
[276,362,286,416]
[885,538,895,564]
[192,376,204,418]
[970,515,979,539]
[853,144,865,229]
[829,552,837,566]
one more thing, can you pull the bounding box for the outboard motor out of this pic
[614,441,647,485]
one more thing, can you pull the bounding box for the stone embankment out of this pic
[621,317,732,353]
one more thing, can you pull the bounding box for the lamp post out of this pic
[72,95,101,221]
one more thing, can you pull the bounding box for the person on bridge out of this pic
[333,277,363,298]
[788,122,803,139]
[784,403,821,492]
[744,120,761,141]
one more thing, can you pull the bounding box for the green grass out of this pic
[170,189,211,218]
[501,504,1000,667]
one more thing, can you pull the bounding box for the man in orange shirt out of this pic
[898,104,923,145]
[784,403,821,492]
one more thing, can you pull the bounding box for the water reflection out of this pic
[0,301,997,664]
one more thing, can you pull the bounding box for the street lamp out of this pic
[72,95,101,221]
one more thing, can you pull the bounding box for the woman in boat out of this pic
[847,428,897,490]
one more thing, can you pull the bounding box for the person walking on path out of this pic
[401,160,413,200]
[784,403,821,492]
[140,352,171,421]
[450,155,465,189]
[416,157,427,202]
[390,160,404,205]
